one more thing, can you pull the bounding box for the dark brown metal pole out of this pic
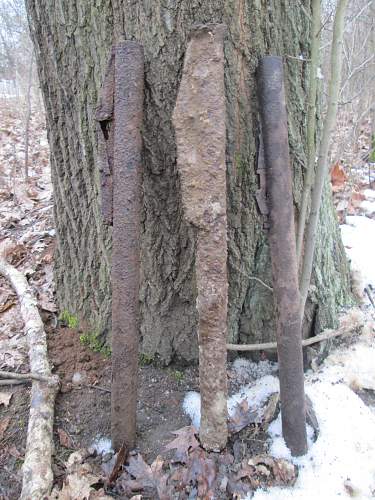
[111,41,144,451]
[257,56,307,456]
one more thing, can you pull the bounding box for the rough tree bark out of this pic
[26,1,351,364]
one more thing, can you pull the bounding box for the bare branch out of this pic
[300,0,349,319]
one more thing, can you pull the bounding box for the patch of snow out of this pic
[360,199,375,216]
[363,189,375,201]
[228,375,279,416]
[183,391,201,429]
[183,321,375,499]
[183,375,279,430]
[340,215,375,293]
[91,436,113,455]
[251,381,375,500]
[232,358,278,381]
[322,340,375,391]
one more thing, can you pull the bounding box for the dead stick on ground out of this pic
[227,321,362,351]
[0,242,59,500]
[0,379,27,386]
[0,370,55,383]
[173,24,229,452]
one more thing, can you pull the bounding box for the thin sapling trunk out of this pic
[296,0,321,264]
[300,0,349,319]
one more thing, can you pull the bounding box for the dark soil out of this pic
[0,324,272,499]
[0,324,200,499]
[48,326,200,462]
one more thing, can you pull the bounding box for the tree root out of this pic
[0,243,60,500]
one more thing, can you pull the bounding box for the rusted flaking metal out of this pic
[257,56,307,457]
[173,23,229,452]
[110,41,144,452]
[96,49,115,225]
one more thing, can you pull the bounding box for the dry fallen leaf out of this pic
[351,191,366,208]
[125,454,154,488]
[108,442,128,484]
[124,454,170,499]
[0,295,16,313]
[331,162,348,191]
[0,392,12,407]
[228,400,261,434]
[186,448,217,499]
[50,450,111,499]
[0,417,10,439]
[250,455,297,486]
[262,393,279,429]
[165,426,200,462]
[57,428,74,449]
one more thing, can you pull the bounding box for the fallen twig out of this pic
[0,241,59,499]
[364,287,375,310]
[83,383,111,394]
[227,317,363,351]
[0,379,27,386]
[0,370,55,383]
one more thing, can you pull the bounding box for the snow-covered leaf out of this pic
[228,399,261,434]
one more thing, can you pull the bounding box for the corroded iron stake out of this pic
[257,56,307,457]
[173,24,228,451]
[96,49,115,225]
[110,41,144,451]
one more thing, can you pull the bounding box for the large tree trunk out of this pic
[26,0,351,364]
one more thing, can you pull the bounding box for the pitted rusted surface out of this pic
[111,41,144,451]
[257,56,307,457]
[96,49,115,225]
[173,23,228,451]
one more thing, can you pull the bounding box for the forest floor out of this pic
[0,100,375,500]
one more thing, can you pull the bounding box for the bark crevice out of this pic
[26,0,351,364]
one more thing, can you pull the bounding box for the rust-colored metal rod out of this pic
[96,49,115,225]
[173,24,228,452]
[111,41,144,451]
[257,56,307,457]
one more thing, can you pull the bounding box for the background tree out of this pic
[26,0,351,364]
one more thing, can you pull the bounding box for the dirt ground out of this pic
[0,320,274,499]
[1,98,375,499]
[0,320,195,497]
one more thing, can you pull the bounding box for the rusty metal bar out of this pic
[96,49,115,225]
[111,41,144,451]
[173,23,228,451]
[257,56,307,456]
